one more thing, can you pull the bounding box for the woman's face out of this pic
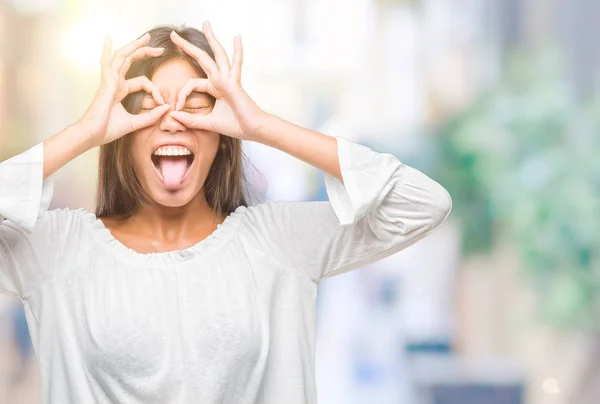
[129,57,219,208]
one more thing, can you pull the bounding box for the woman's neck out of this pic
[103,194,227,253]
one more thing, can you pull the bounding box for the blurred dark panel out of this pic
[497,0,524,53]
[555,0,600,100]
[413,355,525,404]
[429,384,524,404]
[492,0,599,100]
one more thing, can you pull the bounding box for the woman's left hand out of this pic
[169,22,266,141]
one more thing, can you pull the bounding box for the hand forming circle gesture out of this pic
[169,21,266,141]
[79,33,171,147]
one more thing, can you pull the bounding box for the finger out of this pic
[170,110,212,131]
[101,36,113,81]
[202,21,230,72]
[125,76,165,105]
[176,78,210,110]
[231,35,243,84]
[111,32,151,75]
[119,46,164,78]
[101,36,113,71]
[130,104,171,132]
[170,30,218,78]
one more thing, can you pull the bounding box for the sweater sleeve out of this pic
[244,136,452,280]
[0,142,58,297]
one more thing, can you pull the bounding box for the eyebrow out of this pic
[140,91,210,103]
[186,91,210,99]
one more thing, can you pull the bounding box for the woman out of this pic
[0,22,451,403]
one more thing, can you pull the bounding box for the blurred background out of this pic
[0,0,597,403]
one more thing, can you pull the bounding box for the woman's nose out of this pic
[159,109,187,133]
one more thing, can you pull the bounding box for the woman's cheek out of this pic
[130,150,148,180]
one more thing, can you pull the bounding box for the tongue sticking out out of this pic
[157,157,189,188]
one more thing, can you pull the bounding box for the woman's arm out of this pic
[42,122,95,179]
[2,32,168,222]
[168,22,452,280]
[0,32,169,297]
[42,34,170,179]
[243,135,452,279]
[252,111,342,181]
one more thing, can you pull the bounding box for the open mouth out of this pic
[151,145,195,188]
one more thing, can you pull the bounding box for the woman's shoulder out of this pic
[36,207,102,234]
[2,208,96,266]
[241,199,334,232]
[34,208,120,254]
[94,214,128,230]
[41,206,92,221]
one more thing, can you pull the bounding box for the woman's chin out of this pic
[147,186,198,208]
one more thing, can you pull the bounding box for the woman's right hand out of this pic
[78,33,171,147]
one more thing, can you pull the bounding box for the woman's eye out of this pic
[183,107,208,113]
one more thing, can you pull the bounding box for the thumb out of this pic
[130,104,171,131]
[170,111,213,131]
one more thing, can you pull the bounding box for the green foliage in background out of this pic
[433,51,600,329]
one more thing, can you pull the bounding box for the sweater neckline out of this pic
[74,206,248,266]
